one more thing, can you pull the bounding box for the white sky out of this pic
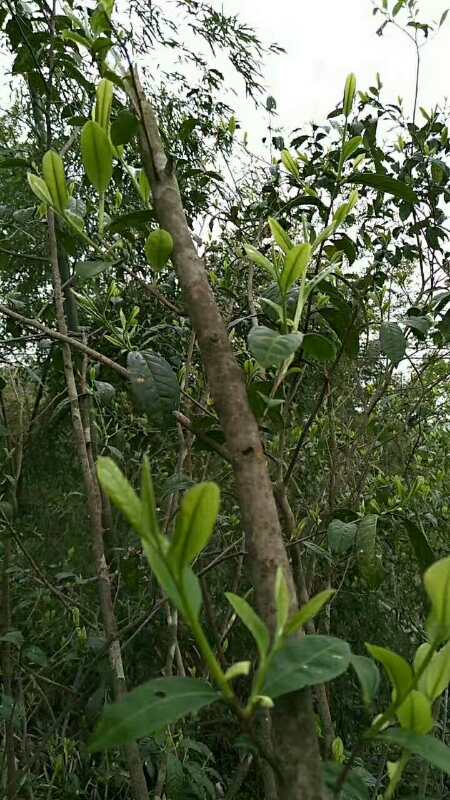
[214,0,450,146]
[1,0,448,148]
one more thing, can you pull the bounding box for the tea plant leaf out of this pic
[263,636,351,698]
[225,593,270,659]
[248,326,303,368]
[377,729,450,774]
[90,677,220,750]
[169,482,220,571]
[81,120,113,192]
[127,350,180,422]
[351,654,380,706]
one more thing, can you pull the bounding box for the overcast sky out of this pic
[214,0,450,147]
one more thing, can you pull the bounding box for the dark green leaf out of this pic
[107,209,154,234]
[357,515,383,587]
[380,322,406,365]
[328,519,357,554]
[74,260,113,281]
[303,333,337,363]
[0,630,24,647]
[90,677,219,750]
[225,593,269,659]
[127,350,180,422]
[351,654,380,705]
[332,234,357,264]
[248,326,303,368]
[403,316,431,336]
[377,729,450,774]
[110,110,139,146]
[24,645,48,667]
[322,762,369,800]
[346,173,419,205]
[402,518,435,571]
[94,381,116,405]
[263,636,351,698]
[0,158,30,169]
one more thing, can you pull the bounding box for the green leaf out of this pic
[402,518,435,572]
[94,381,116,405]
[281,149,300,179]
[140,457,160,543]
[351,654,380,706]
[95,78,113,130]
[127,350,180,423]
[64,209,85,233]
[27,172,52,206]
[275,567,290,635]
[97,457,142,534]
[74,260,113,281]
[81,120,113,192]
[142,538,182,608]
[107,209,154,234]
[264,636,351,698]
[343,73,357,117]
[89,677,219,750]
[403,316,431,336]
[248,326,303,368]
[138,169,151,203]
[396,690,433,734]
[42,150,69,212]
[61,29,92,49]
[225,661,251,681]
[328,519,357,554]
[101,0,115,16]
[284,589,335,636]
[380,322,406,365]
[243,244,275,278]
[180,565,203,619]
[144,229,174,271]
[365,644,413,699]
[303,265,336,299]
[303,333,337,363]
[0,157,30,169]
[91,3,111,34]
[225,593,269,659]
[24,645,48,667]
[268,217,293,253]
[377,729,450,774]
[169,482,220,572]
[280,244,311,292]
[424,557,450,643]
[323,762,369,800]
[345,173,419,205]
[357,514,382,587]
[0,630,24,648]
[416,642,450,702]
[439,9,449,28]
[342,136,363,162]
[111,110,139,146]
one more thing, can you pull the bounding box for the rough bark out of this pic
[277,485,336,759]
[127,70,325,800]
[47,210,149,800]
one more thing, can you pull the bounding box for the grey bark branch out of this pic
[126,67,325,800]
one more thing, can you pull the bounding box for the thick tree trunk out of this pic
[47,211,149,800]
[127,70,325,800]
